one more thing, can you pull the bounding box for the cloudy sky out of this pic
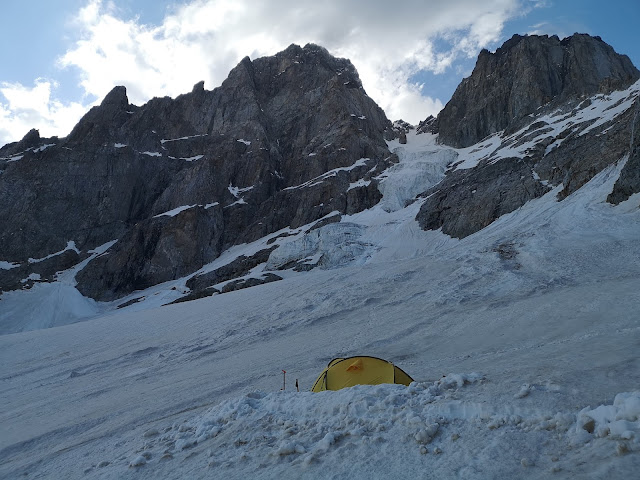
[1,0,638,146]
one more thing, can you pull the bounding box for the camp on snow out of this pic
[311,356,414,392]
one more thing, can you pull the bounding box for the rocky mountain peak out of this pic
[100,85,129,108]
[436,33,640,148]
[416,34,639,240]
[65,85,135,145]
[17,128,41,149]
[0,43,395,301]
[271,43,363,89]
[192,80,205,93]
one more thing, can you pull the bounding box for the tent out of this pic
[311,356,414,392]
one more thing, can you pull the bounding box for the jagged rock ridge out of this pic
[416,33,640,238]
[436,33,639,148]
[0,44,397,300]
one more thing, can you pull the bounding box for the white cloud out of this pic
[0,80,88,146]
[1,0,523,145]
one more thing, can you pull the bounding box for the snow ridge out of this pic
[85,376,640,478]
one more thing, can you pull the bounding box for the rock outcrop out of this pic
[417,70,640,238]
[417,156,548,238]
[436,34,639,148]
[608,104,640,204]
[185,246,277,293]
[0,44,396,300]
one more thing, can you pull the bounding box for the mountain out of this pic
[0,33,638,324]
[435,33,639,148]
[1,34,640,479]
[418,33,640,238]
[0,44,395,302]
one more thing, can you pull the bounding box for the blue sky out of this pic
[411,0,640,107]
[1,0,638,146]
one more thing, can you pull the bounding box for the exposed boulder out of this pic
[167,288,220,305]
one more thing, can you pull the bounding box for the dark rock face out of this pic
[538,102,639,201]
[608,145,640,204]
[436,34,639,148]
[417,80,640,239]
[384,119,412,142]
[417,157,547,238]
[0,44,396,300]
[608,105,640,204]
[3,34,637,303]
[416,116,436,135]
[76,206,224,300]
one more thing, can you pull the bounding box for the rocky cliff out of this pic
[0,44,396,300]
[436,34,639,148]
[417,34,640,239]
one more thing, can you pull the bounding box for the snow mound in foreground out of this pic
[97,376,639,479]
[570,391,640,446]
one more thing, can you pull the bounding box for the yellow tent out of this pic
[311,356,414,392]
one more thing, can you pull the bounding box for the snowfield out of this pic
[1,100,640,477]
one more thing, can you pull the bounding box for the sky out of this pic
[1,0,638,147]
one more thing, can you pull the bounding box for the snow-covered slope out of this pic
[1,112,639,478]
